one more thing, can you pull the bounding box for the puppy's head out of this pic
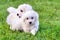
[22,11,38,26]
[17,4,33,16]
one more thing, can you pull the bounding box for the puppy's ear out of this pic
[7,7,17,14]
[35,12,39,21]
[34,12,39,26]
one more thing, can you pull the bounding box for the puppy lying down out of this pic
[6,4,39,35]
[21,11,39,35]
[7,10,39,35]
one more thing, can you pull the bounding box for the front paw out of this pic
[10,27,16,31]
[31,30,36,35]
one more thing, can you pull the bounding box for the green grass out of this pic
[0,0,60,40]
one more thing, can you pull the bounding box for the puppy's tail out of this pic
[7,7,17,13]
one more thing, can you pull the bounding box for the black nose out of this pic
[29,22,32,24]
[19,16,21,18]
[17,13,19,16]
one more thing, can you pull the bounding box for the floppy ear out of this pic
[35,12,39,21]
[7,7,17,14]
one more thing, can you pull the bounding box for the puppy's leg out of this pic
[10,25,19,31]
[10,25,16,31]
[30,26,39,35]
[23,27,30,32]
[30,28,36,35]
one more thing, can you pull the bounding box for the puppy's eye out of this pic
[20,10,23,12]
[17,13,19,16]
[26,18,29,20]
[31,17,33,19]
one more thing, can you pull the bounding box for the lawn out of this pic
[0,0,60,40]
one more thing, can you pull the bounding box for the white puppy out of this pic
[7,7,22,30]
[6,11,23,31]
[21,11,39,35]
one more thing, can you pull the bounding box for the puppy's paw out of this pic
[10,27,16,31]
[31,30,36,35]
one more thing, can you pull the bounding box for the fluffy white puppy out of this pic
[6,11,23,31]
[21,11,39,35]
[7,7,22,30]
[17,4,33,16]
